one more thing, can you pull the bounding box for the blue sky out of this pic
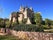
[0,0,53,20]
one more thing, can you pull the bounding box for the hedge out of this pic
[10,24,44,32]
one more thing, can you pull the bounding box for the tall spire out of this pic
[30,7,33,11]
[20,5,23,9]
[19,6,24,13]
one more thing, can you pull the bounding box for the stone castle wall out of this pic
[0,28,53,40]
[10,30,53,40]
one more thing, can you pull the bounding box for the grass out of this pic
[44,29,53,33]
[0,35,21,40]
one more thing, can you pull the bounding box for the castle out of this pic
[9,6,34,24]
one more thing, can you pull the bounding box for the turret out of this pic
[19,6,24,13]
[30,7,33,11]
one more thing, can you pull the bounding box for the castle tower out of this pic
[9,6,34,24]
[9,12,18,23]
[9,14,12,21]
[19,6,24,13]
[18,12,24,24]
[23,7,28,18]
[30,7,33,11]
[26,18,31,24]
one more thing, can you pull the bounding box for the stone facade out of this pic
[9,6,34,24]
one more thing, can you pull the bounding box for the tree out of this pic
[0,18,4,28]
[45,19,51,25]
[42,20,45,25]
[0,18,3,22]
[45,19,52,28]
[6,21,10,28]
[34,12,42,25]
[51,20,53,25]
[22,18,27,24]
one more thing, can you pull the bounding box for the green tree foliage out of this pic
[11,22,18,27]
[22,18,27,24]
[45,19,51,26]
[0,18,3,22]
[0,18,3,28]
[45,19,52,29]
[6,21,10,28]
[42,20,45,25]
[0,19,6,28]
[50,20,53,25]
[34,12,42,25]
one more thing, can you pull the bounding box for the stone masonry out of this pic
[10,30,53,40]
[0,28,53,40]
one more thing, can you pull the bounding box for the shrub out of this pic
[22,18,27,24]
[43,25,51,29]
[10,24,44,32]
[0,21,6,28]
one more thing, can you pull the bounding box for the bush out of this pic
[43,25,51,29]
[22,18,27,24]
[0,21,6,28]
[10,24,44,32]
[35,25,44,32]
